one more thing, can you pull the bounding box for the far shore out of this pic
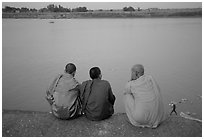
[2,8,202,19]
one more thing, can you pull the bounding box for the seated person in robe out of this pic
[124,64,166,128]
[46,63,82,120]
[80,67,116,121]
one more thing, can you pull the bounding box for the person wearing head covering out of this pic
[80,67,116,121]
[124,64,166,128]
[46,63,82,120]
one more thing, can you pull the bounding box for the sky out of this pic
[2,1,202,10]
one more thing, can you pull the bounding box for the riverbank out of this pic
[2,109,202,137]
[2,8,202,19]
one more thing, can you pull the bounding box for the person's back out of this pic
[124,64,166,128]
[46,63,82,120]
[80,67,115,121]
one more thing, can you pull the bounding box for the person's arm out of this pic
[45,74,61,105]
[46,74,61,96]
[123,82,135,100]
[124,82,131,95]
[67,78,81,96]
[79,81,88,104]
[68,84,81,94]
[108,83,116,105]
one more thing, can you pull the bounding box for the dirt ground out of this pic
[2,110,202,137]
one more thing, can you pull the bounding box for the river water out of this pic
[2,18,202,119]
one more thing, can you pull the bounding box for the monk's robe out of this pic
[80,79,115,121]
[46,73,82,119]
[124,75,166,128]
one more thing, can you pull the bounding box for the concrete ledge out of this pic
[2,110,202,137]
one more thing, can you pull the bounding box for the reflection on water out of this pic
[2,18,202,119]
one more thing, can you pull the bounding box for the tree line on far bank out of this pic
[2,4,140,13]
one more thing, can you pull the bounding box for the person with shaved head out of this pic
[124,64,166,128]
[46,63,82,120]
[80,67,115,121]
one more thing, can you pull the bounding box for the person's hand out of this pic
[45,95,54,105]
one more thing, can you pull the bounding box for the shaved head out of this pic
[65,63,76,74]
[131,64,144,80]
[131,64,144,74]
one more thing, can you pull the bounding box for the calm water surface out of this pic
[2,18,202,119]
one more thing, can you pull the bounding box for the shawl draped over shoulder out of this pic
[124,75,166,128]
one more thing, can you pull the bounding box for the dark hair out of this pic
[89,67,101,79]
[65,63,76,74]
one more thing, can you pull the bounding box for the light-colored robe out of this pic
[124,75,166,128]
[46,73,82,119]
